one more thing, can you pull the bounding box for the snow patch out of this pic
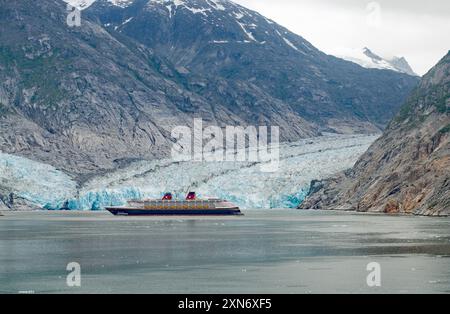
[64,0,133,9]
[283,37,305,54]
[206,0,226,11]
[152,0,227,17]
[107,0,134,8]
[62,0,97,10]
[234,12,244,19]
[236,20,256,42]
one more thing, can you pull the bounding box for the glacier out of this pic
[0,152,77,209]
[331,47,418,76]
[76,133,378,210]
[0,134,378,210]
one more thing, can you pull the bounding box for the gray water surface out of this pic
[0,210,449,294]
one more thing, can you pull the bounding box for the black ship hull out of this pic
[105,207,243,216]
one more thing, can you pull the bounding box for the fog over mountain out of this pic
[335,47,417,76]
[235,0,450,75]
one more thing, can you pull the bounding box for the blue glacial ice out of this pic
[0,152,77,209]
[76,134,378,210]
[0,134,378,210]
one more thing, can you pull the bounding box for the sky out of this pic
[233,0,450,75]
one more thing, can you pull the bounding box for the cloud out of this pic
[234,0,450,75]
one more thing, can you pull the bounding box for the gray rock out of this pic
[301,52,450,216]
[0,186,41,211]
[0,0,418,184]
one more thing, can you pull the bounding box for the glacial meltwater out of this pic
[1,210,450,294]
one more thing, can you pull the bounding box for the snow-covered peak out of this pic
[95,0,317,56]
[125,0,314,53]
[107,0,135,8]
[62,0,98,10]
[150,0,227,11]
[63,0,134,10]
[147,0,240,17]
[333,47,417,76]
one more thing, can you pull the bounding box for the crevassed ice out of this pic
[0,134,378,210]
[0,152,77,208]
[76,134,378,210]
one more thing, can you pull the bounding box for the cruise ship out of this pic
[105,192,242,216]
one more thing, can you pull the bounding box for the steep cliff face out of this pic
[0,0,316,179]
[300,52,450,216]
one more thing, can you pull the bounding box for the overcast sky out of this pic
[233,0,450,75]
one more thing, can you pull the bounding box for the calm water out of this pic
[0,210,450,294]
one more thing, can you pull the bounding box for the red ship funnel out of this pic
[186,192,196,200]
[162,193,173,200]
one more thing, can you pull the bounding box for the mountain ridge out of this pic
[89,0,419,128]
[300,51,450,216]
[0,0,418,181]
[334,47,418,76]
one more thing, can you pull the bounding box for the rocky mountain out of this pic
[335,47,418,76]
[300,52,450,216]
[390,55,418,77]
[0,0,418,181]
[89,0,419,130]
